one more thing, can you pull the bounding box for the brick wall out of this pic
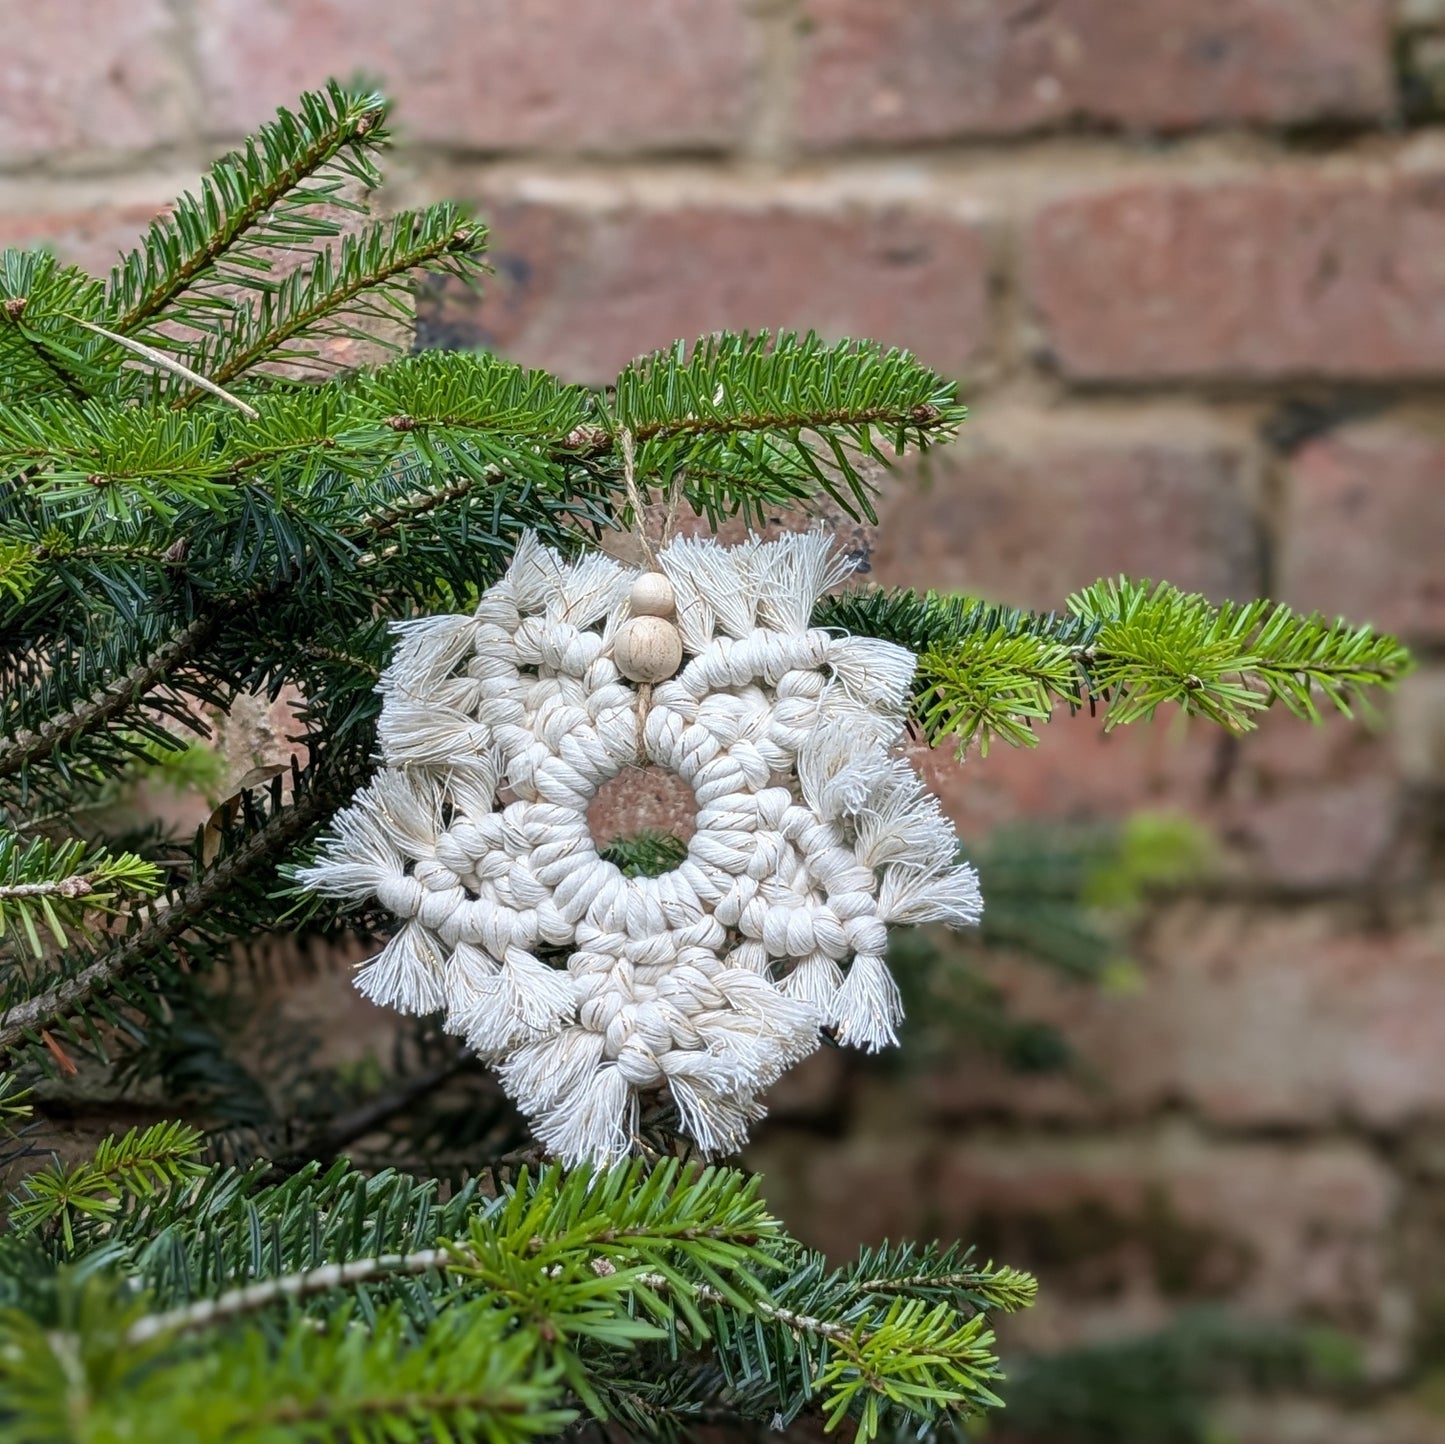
[6,2,1445,1436]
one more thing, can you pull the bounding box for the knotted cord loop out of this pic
[301,532,983,1164]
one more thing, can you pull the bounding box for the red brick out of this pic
[423,198,992,383]
[0,0,188,165]
[1215,1400,1445,1444]
[414,200,573,360]
[1026,172,1445,381]
[0,206,167,280]
[908,713,1221,843]
[797,0,1393,146]
[934,908,1445,1132]
[1281,422,1445,643]
[1212,766,1404,891]
[751,1127,942,1266]
[196,0,753,153]
[1143,908,1445,1131]
[869,437,1263,610]
[1204,705,1409,891]
[1397,667,1445,787]
[931,1130,1398,1348]
[586,768,698,847]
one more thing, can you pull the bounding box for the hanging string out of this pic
[618,428,658,570]
[618,426,657,748]
[620,426,685,559]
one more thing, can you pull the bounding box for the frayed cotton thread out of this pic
[300,531,982,1165]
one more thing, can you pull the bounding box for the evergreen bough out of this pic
[0,85,1411,1441]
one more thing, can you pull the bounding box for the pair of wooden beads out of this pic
[614,572,684,683]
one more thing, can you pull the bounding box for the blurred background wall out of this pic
[4,1,1444,1438]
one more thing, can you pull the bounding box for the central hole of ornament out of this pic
[588,766,698,878]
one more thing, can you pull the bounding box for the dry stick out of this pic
[124,1251,851,1353]
[67,318,259,418]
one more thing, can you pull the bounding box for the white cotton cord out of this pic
[829,952,904,1052]
[534,1064,637,1167]
[302,530,982,1166]
[384,614,481,686]
[758,531,856,633]
[877,861,984,928]
[354,920,446,1015]
[825,634,918,713]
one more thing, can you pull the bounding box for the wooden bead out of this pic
[629,572,675,618]
[614,615,683,683]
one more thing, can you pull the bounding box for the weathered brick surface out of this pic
[415,201,571,361]
[909,712,1221,841]
[1026,172,1445,381]
[758,1116,1406,1362]
[586,767,699,847]
[195,0,753,152]
[868,436,1263,609]
[1206,708,1409,891]
[927,907,1445,1131]
[418,198,994,383]
[1281,422,1445,643]
[797,0,1394,146]
[3,3,1443,1415]
[1213,1399,1445,1444]
[1141,908,1445,1131]
[1397,667,1445,785]
[0,206,165,278]
[931,1130,1399,1344]
[747,1125,937,1262]
[0,0,188,166]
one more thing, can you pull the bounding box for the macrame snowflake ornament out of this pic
[301,532,981,1164]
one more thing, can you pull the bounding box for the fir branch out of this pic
[0,539,38,603]
[818,581,1412,753]
[607,332,965,526]
[30,539,176,567]
[1,317,91,404]
[180,208,487,401]
[0,835,162,958]
[0,250,109,399]
[850,1246,1039,1311]
[0,877,98,902]
[358,470,496,546]
[127,1248,455,1344]
[0,761,352,1059]
[2,1291,571,1444]
[109,83,389,335]
[1072,577,1413,728]
[9,1121,206,1249]
[599,831,689,879]
[0,615,217,783]
[90,1156,1030,1442]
